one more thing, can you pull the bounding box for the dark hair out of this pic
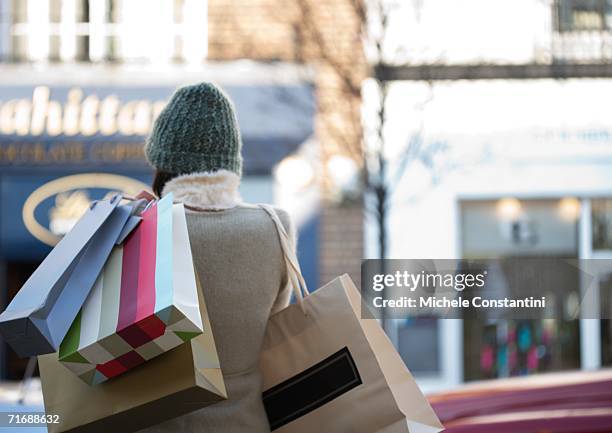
[152,170,178,198]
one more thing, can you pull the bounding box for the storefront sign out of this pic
[0,141,146,165]
[0,83,315,173]
[0,80,315,261]
[0,85,173,169]
[0,86,167,137]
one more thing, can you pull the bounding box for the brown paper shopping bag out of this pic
[39,276,225,433]
[258,205,444,433]
[39,261,226,433]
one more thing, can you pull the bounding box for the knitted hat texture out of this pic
[145,82,243,175]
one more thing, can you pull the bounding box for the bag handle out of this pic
[257,204,310,312]
[135,195,310,312]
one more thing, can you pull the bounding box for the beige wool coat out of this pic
[138,170,294,433]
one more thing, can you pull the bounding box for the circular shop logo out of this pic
[22,173,150,246]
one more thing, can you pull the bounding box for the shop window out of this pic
[600,273,612,366]
[397,318,440,375]
[461,198,579,258]
[554,0,612,32]
[464,319,580,381]
[4,0,207,63]
[592,198,612,251]
[461,199,581,381]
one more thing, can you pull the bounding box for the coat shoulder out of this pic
[235,205,293,238]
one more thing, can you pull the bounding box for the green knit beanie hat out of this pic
[145,82,243,175]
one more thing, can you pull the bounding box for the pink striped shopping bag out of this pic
[58,193,204,385]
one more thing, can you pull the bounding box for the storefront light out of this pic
[275,156,314,191]
[558,197,581,221]
[496,197,522,222]
[326,155,358,191]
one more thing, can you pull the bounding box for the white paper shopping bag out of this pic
[258,205,443,433]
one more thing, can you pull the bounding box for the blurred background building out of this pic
[0,0,611,405]
[363,0,612,393]
[0,0,367,384]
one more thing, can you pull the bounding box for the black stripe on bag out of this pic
[262,347,362,430]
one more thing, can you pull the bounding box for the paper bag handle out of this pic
[257,204,310,312]
[149,196,310,313]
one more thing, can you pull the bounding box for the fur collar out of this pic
[161,170,242,210]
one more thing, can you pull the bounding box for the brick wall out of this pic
[207,0,366,285]
[208,0,301,61]
[318,202,363,287]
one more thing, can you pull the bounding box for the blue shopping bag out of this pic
[0,195,141,358]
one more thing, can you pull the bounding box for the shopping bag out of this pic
[58,194,204,384]
[258,205,444,433]
[0,194,137,358]
[39,272,225,433]
[39,264,226,433]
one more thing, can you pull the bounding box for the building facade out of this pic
[207,0,367,287]
[0,0,368,380]
[367,0,612,392]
